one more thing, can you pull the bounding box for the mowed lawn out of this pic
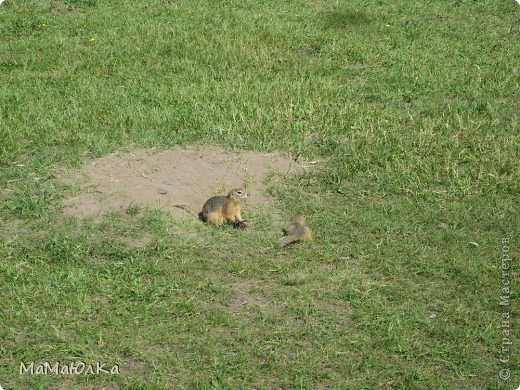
[1,0,519,389]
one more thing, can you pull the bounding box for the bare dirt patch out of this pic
[224,279,269,312]
[120,233,154,249]
[119,355,155,378]
[60,146,304,218]
[0,219,30,242]
[315,299,353,329]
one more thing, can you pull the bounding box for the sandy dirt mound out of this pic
[61,146,304,218]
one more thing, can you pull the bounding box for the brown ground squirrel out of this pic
[279,212,312,247]
[175,188,248,228]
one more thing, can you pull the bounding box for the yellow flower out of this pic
[89,37,97,42]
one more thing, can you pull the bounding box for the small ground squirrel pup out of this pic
[279,212,312,247]
[175,188,248,228]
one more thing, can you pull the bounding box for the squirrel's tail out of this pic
[174,204,199,218]
[279,235,300,247]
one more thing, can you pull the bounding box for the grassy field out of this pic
[1,0,519,388]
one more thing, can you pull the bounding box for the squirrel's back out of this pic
[200,195,230,221]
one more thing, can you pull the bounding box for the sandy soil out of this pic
[61,146,304,218]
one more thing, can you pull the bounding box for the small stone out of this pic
[437,222,449,230]
[157,187,168,195]
[428,313,437,319]
[298,44,321,56]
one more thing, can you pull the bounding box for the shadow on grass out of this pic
[322,9,372,29]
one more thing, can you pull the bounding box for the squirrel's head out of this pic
[228,188,248,200]
[292,212,307,225]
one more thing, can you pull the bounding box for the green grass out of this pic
[1,0,519,388]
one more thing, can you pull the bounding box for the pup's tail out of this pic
[279,235,300,247]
